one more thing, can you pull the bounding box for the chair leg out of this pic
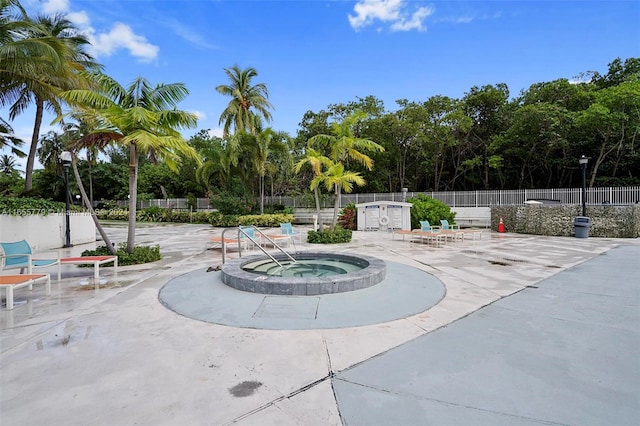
[6,286,13,310]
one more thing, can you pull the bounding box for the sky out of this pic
[2,0,639,171]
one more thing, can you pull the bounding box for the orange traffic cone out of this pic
[498,217,505,233]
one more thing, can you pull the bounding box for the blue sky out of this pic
[3,0,640,170]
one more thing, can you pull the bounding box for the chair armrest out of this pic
[0,253,33,263]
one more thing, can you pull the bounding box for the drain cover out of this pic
[253,296,320,319]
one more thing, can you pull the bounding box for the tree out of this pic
[2,11,100,192]
[294,148,333,231]
[0,117,25,157]
[62,73,200,253]
[246,128,288,214]
[462,84,512,189]
[307,111,384,228]
[216,65,273,137]
[0,153,17,175]
[307,111,385,169]
[311,160,365,230]
[577,80,640,187]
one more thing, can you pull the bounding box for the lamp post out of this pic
[60,151,72,248]
[579,155,589,217]
[401,187,408,203]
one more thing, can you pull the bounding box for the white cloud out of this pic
[41,0,69,14]
[208,128,224,139]
[349,0,432,32]
[190,110,207,120]
[390,6,434,31]
[89,23,158,62]
[158,18,217,50]
[36,0,159,62]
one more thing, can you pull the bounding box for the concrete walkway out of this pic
[1,223,638,425]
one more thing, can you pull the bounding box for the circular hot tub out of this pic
[221,252,386,295]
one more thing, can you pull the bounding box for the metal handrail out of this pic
[248,226,297,263]
[220,225,298,265]
[236,226,283,267]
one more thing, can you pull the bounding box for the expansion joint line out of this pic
[224,338,338,425]
[223,375,332,425]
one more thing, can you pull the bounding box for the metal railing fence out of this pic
[127,187,640,210]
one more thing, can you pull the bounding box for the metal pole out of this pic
[63,164,72,247]
[580,156,588,217]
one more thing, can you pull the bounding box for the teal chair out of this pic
[412,220,445,245]
[239,226,259,250]
[419,220,440,232]
[440,219,482,240]
[280,223,302,244]
[0,240,61,280]
[439,219,459,230]
[438,219,465,241]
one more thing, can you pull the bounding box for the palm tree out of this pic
[307,111,384,228]
[246,128,288,214]
[307,111,385,169]
[62,117,99,206]
[216,65,273,137]
[0,153,17,175]
[62,73,201,253]
[1,10,100,193]
[311,161,365,231]
[0,117,25,157]
[294,148,332,231]
[195,144,232,192]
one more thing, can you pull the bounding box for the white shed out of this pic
[355,201,412,231]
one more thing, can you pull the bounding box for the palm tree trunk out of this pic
[88,153,94,207]
[24,98,44,193]
[332,187,340,231]
[71,156,117,255]
[127,143,138,253]
[260,175,264,215]
[314,187,323,232]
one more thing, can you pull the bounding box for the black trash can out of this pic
[573,216,591,238]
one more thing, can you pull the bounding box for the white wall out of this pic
[0,213,96,250]
[451,207,491,228]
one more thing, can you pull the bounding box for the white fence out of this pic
[130,187,640,210]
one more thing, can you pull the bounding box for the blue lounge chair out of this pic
[438,219,465,241]
[280,223,302,244]
[440,219,482,240]
[411,221,445,245]
[0,240,61,280]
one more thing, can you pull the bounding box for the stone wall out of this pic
[490,205,640,238]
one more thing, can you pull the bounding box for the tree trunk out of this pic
[71,156,117,255]
[332,187,340,231]
[127,143,138,253]
[24,98,44,193]
[88,157,94,207]
[314,187,323,232]
[259,175,264,215]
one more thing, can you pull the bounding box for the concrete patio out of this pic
[1,223,638,425]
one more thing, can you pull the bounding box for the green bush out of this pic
[138,206,164,222]
[307,227,352,244]
[0,196,80,215]
[81,244,162,266]
[338,203,357,230]
[208,212,294,228]
[407,194,456,229]
[209,193,257,215]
